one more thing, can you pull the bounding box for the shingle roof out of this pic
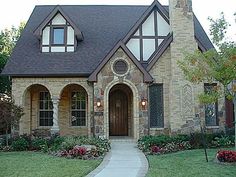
[1,5,214,76]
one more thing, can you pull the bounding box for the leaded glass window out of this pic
[149,84,164,128]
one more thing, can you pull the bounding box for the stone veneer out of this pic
[94,48,149,140]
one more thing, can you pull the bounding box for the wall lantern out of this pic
[96,98,101,107]
[141,97,147,106]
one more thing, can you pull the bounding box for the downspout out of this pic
[147,83,150,135]
[30,91,33,134]
[91,82,95,137]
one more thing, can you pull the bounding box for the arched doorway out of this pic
[109,84,133,136]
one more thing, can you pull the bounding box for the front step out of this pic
[109,136,136,142]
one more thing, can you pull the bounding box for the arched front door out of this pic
[109,89,128,136]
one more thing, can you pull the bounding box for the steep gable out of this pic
[124,0,171,62]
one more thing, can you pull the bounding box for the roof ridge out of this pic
[35,5,150,7]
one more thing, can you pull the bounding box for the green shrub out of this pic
[11,137,29,151]
[61,136,78,151]
[138,135,190,152]
[189,132,231,148]
[211,135,234,147]
[48,135,64,151]
[31,138,48,150]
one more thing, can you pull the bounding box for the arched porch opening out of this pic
[22,84,51,134]
[59,84,88,136]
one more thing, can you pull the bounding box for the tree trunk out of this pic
[233,98,236,150]
[5,125,8,146]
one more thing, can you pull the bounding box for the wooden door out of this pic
[109,90,128,136]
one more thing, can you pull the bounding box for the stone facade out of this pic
[94,48,149,140]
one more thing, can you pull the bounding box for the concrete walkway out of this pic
[86,139,148,177]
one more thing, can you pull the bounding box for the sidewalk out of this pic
[86,139,148,177]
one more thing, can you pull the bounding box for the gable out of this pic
[88,41,153,83]
[125,1,170,62]
[126,8,170,62]
[41,12,76,52]
[34,6,83,53]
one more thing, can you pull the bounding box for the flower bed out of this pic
[138,135,191,155]
[216,150,236,163]
[0,135,110,160]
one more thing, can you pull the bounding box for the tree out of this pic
[0,93,24,146]
[178,13,236,149]
[0,22,25,93]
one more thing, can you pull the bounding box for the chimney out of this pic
[168,0,198,133]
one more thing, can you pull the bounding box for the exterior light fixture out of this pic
[97,98,101,107]
[141,97,147,106]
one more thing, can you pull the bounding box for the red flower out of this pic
[217,150,236,163]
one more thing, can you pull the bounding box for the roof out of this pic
[1,4,214,77]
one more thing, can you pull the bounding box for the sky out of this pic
[0,0,235,42]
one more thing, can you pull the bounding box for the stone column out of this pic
[51,96,60,135]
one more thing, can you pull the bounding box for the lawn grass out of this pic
[0,151,101,177]
[147,149,236,177]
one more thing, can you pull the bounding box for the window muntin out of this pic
[52,28,65,45]
[204,83,219,126]
[39,92,53,126]
[71,91,86,126]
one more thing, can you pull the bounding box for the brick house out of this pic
[2,0,227,139]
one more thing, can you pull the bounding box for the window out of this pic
[52,28,65,45]
[126,9,170,62]
[149,84,164,128]
[71,91,86,126]
[113,60,128,75]
[204,83,218,126]
[39,92,53,126]
[41,13,75,52]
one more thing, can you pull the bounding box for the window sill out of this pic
[69,126,87,128]
[206,126,219,129]
[150,127,165,130]
[37,126,51,129]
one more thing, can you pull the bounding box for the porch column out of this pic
[51,96,60,135]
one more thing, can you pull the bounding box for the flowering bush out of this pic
[151,145,162,154]
[217,150,236,163]
[68,146,87,158]
[138,135,191,154]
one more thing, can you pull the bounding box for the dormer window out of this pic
[41,13,75,53]
[52,27,65,45]
[34,6,83,53]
